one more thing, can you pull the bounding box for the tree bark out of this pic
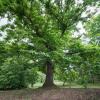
[43,60,55,87]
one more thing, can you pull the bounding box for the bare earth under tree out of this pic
[0,88,100,100]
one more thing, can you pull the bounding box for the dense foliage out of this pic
[0,0,100,89]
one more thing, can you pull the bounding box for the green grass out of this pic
[32,80,100,89]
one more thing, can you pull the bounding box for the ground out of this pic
[0,88,100,100]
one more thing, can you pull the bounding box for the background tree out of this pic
[85,14,100,83]
[86,15,100,46]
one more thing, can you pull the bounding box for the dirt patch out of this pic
[0,88,100,100]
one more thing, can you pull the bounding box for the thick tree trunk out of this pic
[43,60,55,87]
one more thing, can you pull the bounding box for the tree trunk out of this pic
[43,60,55,87]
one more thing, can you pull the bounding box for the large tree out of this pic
[0,0,99,87]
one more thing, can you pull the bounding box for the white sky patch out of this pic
[0,16,15,41]
[73,21,86,38]
[21,38,34,46]
[72,21,91,44]
[0,16,15,26]
[81,35,90,44]
[0,31,7,41]
[75,0,83,5]
[95,8,100,16]
[0,18,8,27]
[0,19,7,41]
[76,21,86,34]
[82,6,96,18]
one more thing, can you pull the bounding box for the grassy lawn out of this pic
[32,80,100,89]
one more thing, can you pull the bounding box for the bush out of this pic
[0,56,39,90]
[55,67,79,86]
[0,57,27,89]
[25,68,38,87]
